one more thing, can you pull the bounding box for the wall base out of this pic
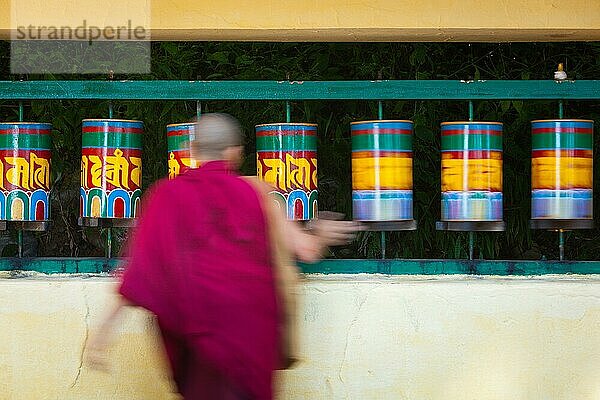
[0,273,599,399]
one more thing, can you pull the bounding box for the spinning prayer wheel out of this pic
[531,119,594,229]
[256,123,318,220]
[79,119,143,226]
[167,122,198,179]
[0,122,52,228]
[439,121,504,229]
[351,120,416,229]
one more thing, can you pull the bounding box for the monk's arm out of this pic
[248,177,361,262]
[86,182,169,370]
[283,215,361,263]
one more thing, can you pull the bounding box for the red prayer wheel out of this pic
[80,119,143,223]
[256,123,318,220]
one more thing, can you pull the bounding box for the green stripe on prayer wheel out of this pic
[82,132,142,149]
[167,125,195,152]
[351,134,412,152]
[441,134,502,151]
[532,133,592,150]
[167,135,195,152]
[256,135,317,152]
[0,134,51,150]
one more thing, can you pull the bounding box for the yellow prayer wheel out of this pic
[439,121,504,229]
[531,119,594,229]
[351,120,414,222]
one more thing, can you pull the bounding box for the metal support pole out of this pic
[17,230,23,258]
[196,100,202,119]
[106,228,112,259]
[285,72,292,123]
[559,230,565,261]
[468,232,475,260]
[468,100,475,260]
[17,101,24,258]
[108,70,115,119]
[558,99,565,261]
[468,101,474,122]
[378,99,386,259]
[558,100,564,119]
[106,99,113,258]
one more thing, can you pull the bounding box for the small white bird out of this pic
[554,63,567,81]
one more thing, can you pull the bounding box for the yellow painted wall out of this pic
[0,273,599,399]
[0,0,599,41]
[0,276,179,400]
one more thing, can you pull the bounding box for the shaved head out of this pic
[192,113,243,162]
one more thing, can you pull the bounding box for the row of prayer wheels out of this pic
[0,118,593,231]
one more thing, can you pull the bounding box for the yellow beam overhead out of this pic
[1,0,599,42]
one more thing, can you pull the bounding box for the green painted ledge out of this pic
[1,80,600,100]
[0,258,599,275]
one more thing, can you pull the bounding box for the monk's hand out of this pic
[294,233,328,263]
[308,212,364,246]
[286,212,363,263]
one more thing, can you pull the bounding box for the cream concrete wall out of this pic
[0,273,599,399]
[0,0,599,41]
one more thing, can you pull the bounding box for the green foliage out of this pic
[1,41,600,259]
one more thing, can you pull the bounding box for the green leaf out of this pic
[207,51,230,64]
[162,42,178,56]
[409,46,426,67]
[512,100,524,114]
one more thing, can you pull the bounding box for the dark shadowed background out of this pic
[1,42,599,260]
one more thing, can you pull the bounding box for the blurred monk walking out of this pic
[87,113,359,399]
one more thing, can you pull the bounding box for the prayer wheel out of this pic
[256,123,318,220]
[351,120,414,222]
[0,122,52,224]
[440,121,503,222]
[531,119,594,224]
[167,122,198,179]
[80,119,143,224]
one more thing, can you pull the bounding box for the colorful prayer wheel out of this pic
[167,122,198,179]
[80,119,143,222]
[531,119,594,221]
[0,122,52,223]
[256,123,318,220]
[441,121,503,222]
[351,120,414,222]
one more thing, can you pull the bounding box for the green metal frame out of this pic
[0,79,599,100]
[0,258,598,275]
[1,79,599,276]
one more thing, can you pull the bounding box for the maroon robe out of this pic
[119,161,280,399]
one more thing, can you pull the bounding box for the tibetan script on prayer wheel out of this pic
[256,123,318,220]
[80,119,143,220]
[0,122,52,222]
